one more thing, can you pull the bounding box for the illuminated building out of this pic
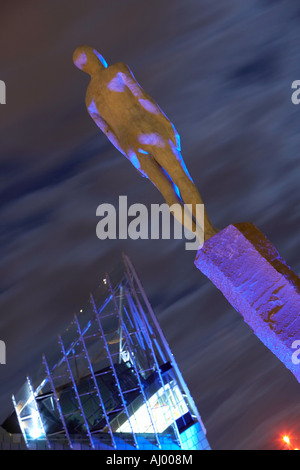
[6,256,210,450]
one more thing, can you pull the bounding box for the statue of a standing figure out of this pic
[73,45,217,243]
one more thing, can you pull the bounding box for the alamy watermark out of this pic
[0,340,6,365]
[291,340,300,365]
[0,80,6,104]
[96,196,204,250]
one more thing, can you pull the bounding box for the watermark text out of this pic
[0,340,6,365]
[96,196,204,250]
[291,340,300,365]
[0,80,6,104]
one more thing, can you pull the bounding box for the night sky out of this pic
[1,0,300,450]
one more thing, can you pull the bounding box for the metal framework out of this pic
[12,255,210,450]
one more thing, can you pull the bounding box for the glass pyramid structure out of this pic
[11,255,211,450]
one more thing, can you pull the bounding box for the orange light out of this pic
[283,436,290,445]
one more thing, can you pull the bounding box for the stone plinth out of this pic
[195,222,300,383]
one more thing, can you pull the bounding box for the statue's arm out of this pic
[86,99,127,157]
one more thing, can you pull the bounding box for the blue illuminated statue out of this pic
[73,46,217,242]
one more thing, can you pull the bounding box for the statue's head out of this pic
[73,46,108,76]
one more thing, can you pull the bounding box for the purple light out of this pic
[138,133,165,147]
[107,74,126,92]
[138,99,160,114]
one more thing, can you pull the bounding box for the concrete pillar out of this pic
[195,222,300,383]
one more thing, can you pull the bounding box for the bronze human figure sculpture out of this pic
[73,46,300,386]
[73,45,217,242]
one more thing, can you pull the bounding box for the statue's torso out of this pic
[86,65,173,151]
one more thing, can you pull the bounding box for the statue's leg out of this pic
[138,154,204,243]
[149,144,218,240]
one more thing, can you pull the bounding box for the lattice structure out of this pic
[12,255,210,450]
